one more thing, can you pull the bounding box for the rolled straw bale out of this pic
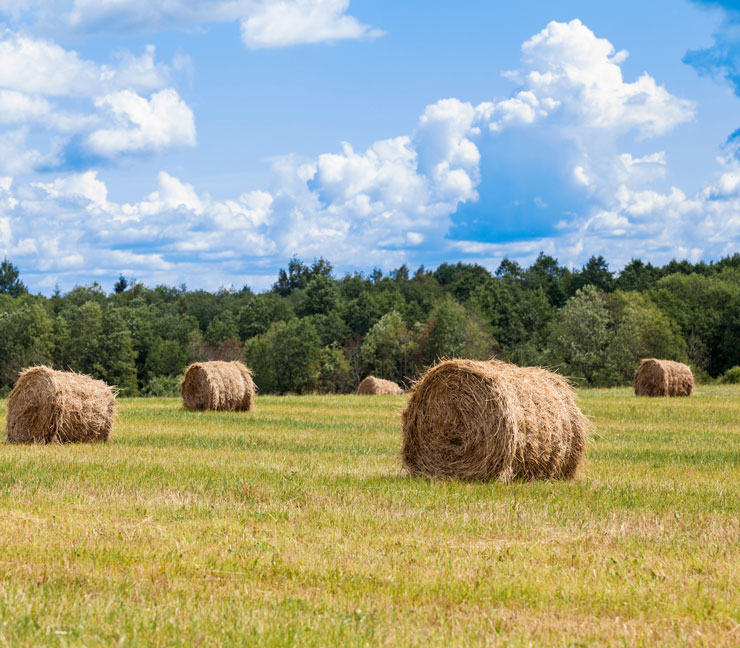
[356,376,404,395]
[401,359,590,482]
[633,358,694,397]
[6,366,116,444]
[180,361,255,411]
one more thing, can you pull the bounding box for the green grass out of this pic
[0,387,739,646]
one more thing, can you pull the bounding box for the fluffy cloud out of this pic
[35,169,110,207]
[3,170,275,288]
[0,0,382,48]
[0,18,732,290]
[0,92,486,287]
[87,89,195,156]
[0,30,194,171]
[0,33,169,96]
[241,0,383,48]
[0,128,51,175]
[508,19,695,137]
[0,29,101,95]
[251,20,727,276]
[0,2,379,170]
[0,90,51,123]
[704,168,740,199]
[466,20,695,218]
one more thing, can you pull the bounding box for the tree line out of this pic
[1,252,739,396]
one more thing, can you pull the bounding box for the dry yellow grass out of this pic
[0,387,738,646]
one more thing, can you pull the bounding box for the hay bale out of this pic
[633,358,694,397]
[180,361,255,411]
[401,359,590,482]
[357,376,404,395]
[6,366,116,444]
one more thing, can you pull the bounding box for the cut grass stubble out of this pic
[0,387,738,646]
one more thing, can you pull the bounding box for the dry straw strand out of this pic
[356,376,404,395]
[401,359,590,482]
[6,366,116,444]
[633,358,694,397]
[180,361,255,411]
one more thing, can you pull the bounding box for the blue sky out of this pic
[1,0,740,291]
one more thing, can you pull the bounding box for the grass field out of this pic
[0,387,739,646]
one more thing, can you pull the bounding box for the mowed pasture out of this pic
[0,388,738,646]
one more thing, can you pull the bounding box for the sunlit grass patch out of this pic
[0,388,738,646]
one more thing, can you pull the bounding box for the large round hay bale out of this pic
[401,359,590,482]
[633,358,694,397]
[356,376,403,395]
[180,361,255,411]
[6,366,116,444]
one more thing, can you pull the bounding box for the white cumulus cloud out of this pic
[87,89,196,156]
[0,18,730,290]
[0,0,382,49]
[240,0,383,48]
[0,29,194,171]
[0,31,170,96]
[513,19,695,137]
[0,89,51,123]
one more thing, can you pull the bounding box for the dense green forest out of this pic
[1,252,740,395]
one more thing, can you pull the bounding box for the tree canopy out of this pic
[0,253,736,395]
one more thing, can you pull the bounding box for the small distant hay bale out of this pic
[180,361,255,411]
[633,358,694,397]
[401,359,590,482]
[356,376,404,395]
[6,366,116,444]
